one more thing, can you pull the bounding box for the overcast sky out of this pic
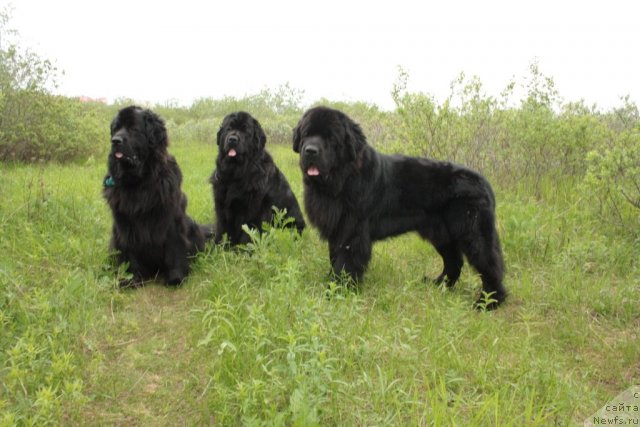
[4,0,639,110]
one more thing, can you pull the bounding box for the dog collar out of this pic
[104,176,116,187]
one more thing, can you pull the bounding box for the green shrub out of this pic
[584,127,640,229]
[389,62,620,191]
[155,85,304,147]
[556,102,609,175]
[0,92,106,163]
[391,67,457,159]
[0,9,109,163]
[167,118,218,146]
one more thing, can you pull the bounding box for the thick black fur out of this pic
[293,106,507,309]
[103,106,212,287]
[210,111,305,245]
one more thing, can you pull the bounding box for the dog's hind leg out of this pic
[461,224,507,310]
[432,243,464,287]
[417,221,462,287]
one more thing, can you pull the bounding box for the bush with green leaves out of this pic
[389,62,626,192]
[0,9,107,163]
[153,84,305,147]
[0,92,107,163]
[584,127,640,229]
[581,96,638,230]
[391,67,457,159]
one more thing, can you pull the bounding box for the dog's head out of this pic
[108,106,168,184]
[216,111,266,165]
[293,106,367,190]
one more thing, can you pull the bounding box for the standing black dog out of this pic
[293,106,507,309]
[211,111,305,245]
[103,106,211,287]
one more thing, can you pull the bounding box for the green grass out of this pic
[1,141,638,425]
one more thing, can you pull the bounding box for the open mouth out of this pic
[228,148,237,157]
[306,166,320,176]
[112,151,137,166]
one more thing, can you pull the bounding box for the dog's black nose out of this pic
[304,145,319,156]
[111,136,123,145]
[227,135,239,145]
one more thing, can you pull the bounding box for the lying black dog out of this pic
[103,106,211,286]
[293,106,507,309]
[210,111,305,245]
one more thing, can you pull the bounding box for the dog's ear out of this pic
[216,126,224,147]
[253,118,266,149]
[292,118,303,153]
[343,116,366,161]
[109,116,117,136]
[143,109,168,149]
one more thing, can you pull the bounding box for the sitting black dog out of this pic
[103,106,211,286]
[211,111,305,245]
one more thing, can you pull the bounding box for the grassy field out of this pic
[0,141,638,425]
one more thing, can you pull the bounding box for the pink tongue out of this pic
[115,152,123,159]
[307,166,320,176]
[228,149,237,157]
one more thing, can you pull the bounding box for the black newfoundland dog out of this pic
[103,106,211,287]
[210,111,305,245]
[293,106,507,309]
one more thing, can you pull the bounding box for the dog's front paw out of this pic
[165,270,185,286]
